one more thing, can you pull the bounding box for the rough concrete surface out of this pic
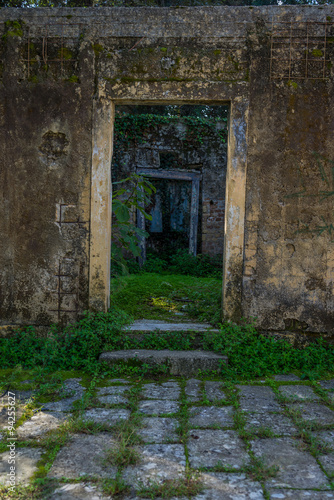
[138,417,179,443]
[251,437,330,489]
[277,385,320,401]
[0,448,43,485]
[126,320,219,332]
[99,350,228,377]
[48,433,117,479]
[189,406,234,428]
[187,430,249,469]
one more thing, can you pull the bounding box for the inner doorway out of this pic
[110,104,229,326]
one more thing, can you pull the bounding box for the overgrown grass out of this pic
[0,303,334,381]
[0,309,132,374]
[110,272,222,324]
[124,249,223,279]
[203,321,334,380]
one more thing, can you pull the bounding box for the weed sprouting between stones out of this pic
[136,469,203,499]
[102,471,130,496]
[244,454,279,483]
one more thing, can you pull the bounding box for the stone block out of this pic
[250,437,330,489]
[204,381,226,401]
[138,417,179,443]
[187,430,249,469]
[48,433,117,479]
[244,412,298,436]
[138,400,179,416]
[268,489,334,499]
[189,406,234,428]
[16,411,67,439]
[123,444,186,487]
[278,385,320,401]
[185,379,202,402]
[0,448,42,485]
[288,402,334,425]
[49,482,112,499]
[83,408,130,425]
[237,386,281,413]
[194,472,264,499]
[142,382,180,400]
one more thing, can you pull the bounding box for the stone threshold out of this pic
[123,319,219,333]
[99,349,228,377]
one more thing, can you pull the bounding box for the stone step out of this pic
[99,349,228,377]
[124,319,219,333]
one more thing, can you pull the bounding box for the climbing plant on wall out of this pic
[112,111,228,179]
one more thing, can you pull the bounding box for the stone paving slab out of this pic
[16,410,67,439]
[142,382,180,400]
[317,453,334,477]
[0,448,42,485]
[187,430,249,469]
[138,417,179,443]
[49,482,112,499]
[125,320,219,332]
[194,472,265,500]
[96,385,131,396]
[278,385,320,401]
[244,412,298,436]
[185,379,202,401]
[311,431,334,476]
[250,437,330,489]
[311,429,334,448]
[204,381,226,401]
[123,444,186,487]
[48,433,117,479]
[189,406,234,428]
[320,379,334,391]
[274,374,301,381]
[82,408,130,425]
[237,386,281,413]
[97,394,128,405]
[138,399,179,415]
[268,489,334,499]
[40,378,86,412]
[289,402,334,425]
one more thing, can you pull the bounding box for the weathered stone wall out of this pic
[0,6,333,337]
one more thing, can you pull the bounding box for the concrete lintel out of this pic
[89,97,114,311]
[222,97,249,322]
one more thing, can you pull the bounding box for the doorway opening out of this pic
[110,104,229,326]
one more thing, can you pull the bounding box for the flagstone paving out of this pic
[0,376,333,498]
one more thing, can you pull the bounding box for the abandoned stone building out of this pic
[0,5,333,338]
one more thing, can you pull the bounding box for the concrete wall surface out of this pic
[0,6,333,337]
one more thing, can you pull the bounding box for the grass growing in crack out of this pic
[107,442,140,467]
[106,385,143,467]
[136,470,203,499]
[244,455,279,482]
[175,380,190,447]
[102,472,130,496]
[0,481,57,500]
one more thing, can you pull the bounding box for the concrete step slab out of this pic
[124,319,219,333]
[99,349,227,377]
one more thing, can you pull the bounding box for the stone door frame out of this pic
[89,96,249,322]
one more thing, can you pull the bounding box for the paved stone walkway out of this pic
[0,375,333,499]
